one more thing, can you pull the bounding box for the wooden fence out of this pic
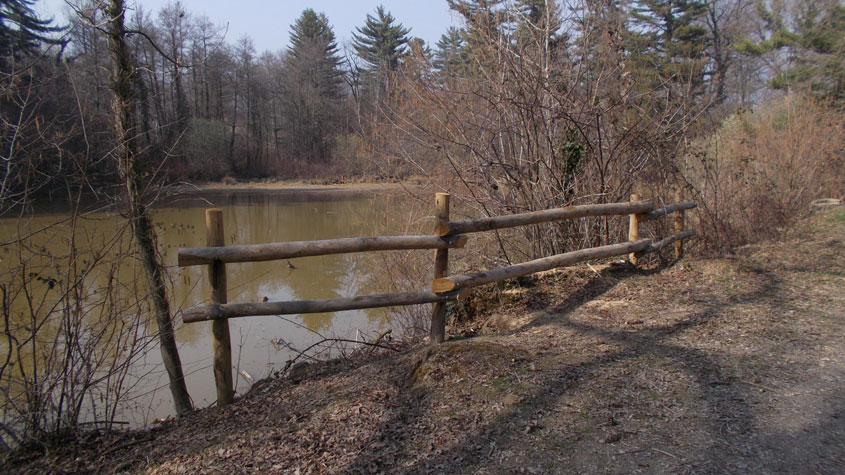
[177,192,697,406]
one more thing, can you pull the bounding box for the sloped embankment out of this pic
[8,210,844,473]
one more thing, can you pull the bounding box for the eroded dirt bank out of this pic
[7,210,844,474]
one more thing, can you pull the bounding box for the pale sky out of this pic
[37,0,459,54]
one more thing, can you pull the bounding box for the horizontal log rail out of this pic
[437,200,654,236]
[432,239,652,293]
[642,201,697,221]
[178,234,468,267]
[181,232,698,323]
[179,193,697,405]
[182,291,457,323]
[636,229,697,256]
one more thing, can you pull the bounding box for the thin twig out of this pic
[652,447,678,458]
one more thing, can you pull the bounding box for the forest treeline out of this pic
[0,0,842,305]
[4,0,843,185]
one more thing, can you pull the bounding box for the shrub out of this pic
[681,94,844,251]
[176,118,231,180]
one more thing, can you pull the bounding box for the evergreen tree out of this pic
[0,0,65,67]
[626,0,709,96]
[352,6,411,72]
[514,0,564,51]
[290,9,339,60]
[407,37,431,61]
[281,9,345,163]
[447,0,510,62]
[446,1,564,72]
[574,0,632,98]
[288,8,343,95]
[434,26,467,76]
[736,0,844,100]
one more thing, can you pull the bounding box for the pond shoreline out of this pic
[169,180,416,195]
[159,182,416,208]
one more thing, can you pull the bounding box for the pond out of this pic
[0,187,426,428]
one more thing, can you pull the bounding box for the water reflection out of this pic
[1,189,413,426]
[160,190,412,418]
[166,192,409,329]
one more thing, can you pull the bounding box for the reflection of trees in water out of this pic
[0,211,159,439]
[0,191,411,432]
[354,197,432,334]
[164,192,407,334]
[1,193,412,344]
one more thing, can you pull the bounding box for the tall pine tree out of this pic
[281,9,344,163]
[434,26,467,77]
[288,8,343,95]
[736,0,844,101]
[352,6,411,73]
[626,0,709,99]
[513,0,564,51]
[0,0,65,68]
[447,0,510,67]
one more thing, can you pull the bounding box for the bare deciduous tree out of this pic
[101,0,191,415]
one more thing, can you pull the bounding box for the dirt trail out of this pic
[7,209,844,474]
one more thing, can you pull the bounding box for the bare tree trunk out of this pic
[103,0,192,415]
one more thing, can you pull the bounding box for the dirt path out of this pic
[8,210,844,474]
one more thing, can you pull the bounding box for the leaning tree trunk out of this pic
[103,0,192,415]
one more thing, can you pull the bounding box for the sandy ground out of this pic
[6,208,844,474]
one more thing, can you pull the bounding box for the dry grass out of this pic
[682,94,844,252]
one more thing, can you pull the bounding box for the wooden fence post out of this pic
[430,193,450,343]
[628,193,640,265]
[206,209,234,406]
[674,186,685,260]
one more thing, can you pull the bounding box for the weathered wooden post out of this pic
[674,186,685,260]
[628,193,641,265]
[206,209,234,405]
[430,193,450,343]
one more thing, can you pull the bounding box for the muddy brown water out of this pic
[0,189,419,427]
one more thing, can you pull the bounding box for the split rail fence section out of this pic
[177,191,697,406]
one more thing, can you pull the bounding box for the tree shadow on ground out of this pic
[336,261,820,473]
[32,254,837,474]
